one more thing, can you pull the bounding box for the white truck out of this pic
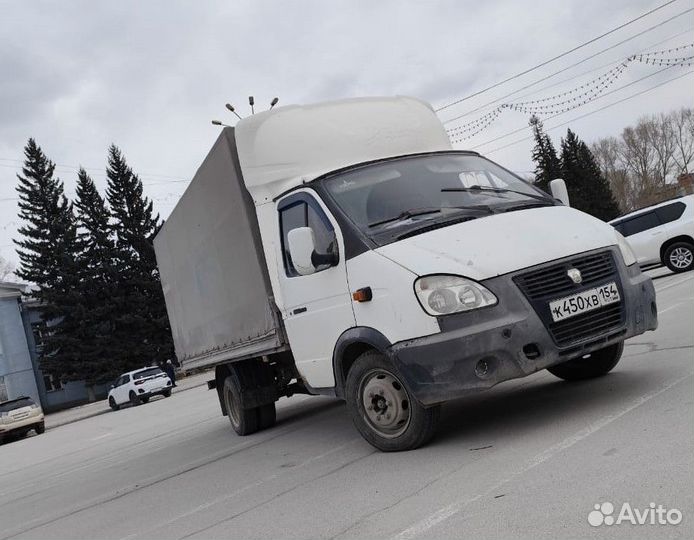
[153,96,658,451]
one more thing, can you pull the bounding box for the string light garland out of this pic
[446,42,693,142]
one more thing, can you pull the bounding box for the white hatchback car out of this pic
[610,195,694,273]
[108,367,173,410]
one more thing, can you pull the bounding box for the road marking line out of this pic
[655,274,694,293]
[89,433,113,441]
[117,439,361,540]
[390,372,693,540]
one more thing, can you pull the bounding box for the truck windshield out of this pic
[321,153,553,243]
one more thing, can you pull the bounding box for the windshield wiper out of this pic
[501,200,555,212]
[368,208,441,228]
[441,185,553,203]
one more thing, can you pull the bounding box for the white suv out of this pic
[610,195,694,273]
[0,397,45,443]
[108,367,173,410]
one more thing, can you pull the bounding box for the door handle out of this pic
[292,307,307,315]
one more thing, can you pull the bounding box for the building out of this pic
[0,282,40,403]
[0,281,109,411]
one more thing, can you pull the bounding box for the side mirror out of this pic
[549,178,570,206]
[110,384,115,389]
[288,227,317,276]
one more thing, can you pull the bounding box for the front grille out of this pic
[514,250,625,347]
[514,251,615,300]
[549,303,623,347]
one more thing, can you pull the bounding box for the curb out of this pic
[45,378,210,430]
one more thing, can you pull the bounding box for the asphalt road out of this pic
[1,269,692,540]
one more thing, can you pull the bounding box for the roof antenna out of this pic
[225,103,243,120]
[269,97,279,110]
[211,120,231,127]
[249,96,255,114]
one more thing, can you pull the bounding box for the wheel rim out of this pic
[359,368,411,439]
[225,385,241,428]
[670,247,693,269]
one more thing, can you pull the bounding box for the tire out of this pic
[129,391,141,407]
[663,242,694,273]
[223,372,260,436]
[257,403,277,430]
[141,396,150,404]
[547,342,624,381]
[109,396,120,411]
[345,351,440,452]
[163,389,172,398]
[34,422,45,435]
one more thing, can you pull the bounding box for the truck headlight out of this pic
[414,275,497,316]
[615,231,637,267]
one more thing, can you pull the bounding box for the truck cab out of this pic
[154,96,658,451]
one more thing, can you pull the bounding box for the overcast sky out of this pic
[1,0,693,269]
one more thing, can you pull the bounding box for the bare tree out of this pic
[644,113,676,186]
[591,137,631,212]
[670,108,694,175]
[0,255,15,281]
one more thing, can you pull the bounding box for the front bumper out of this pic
[389,247,658,406]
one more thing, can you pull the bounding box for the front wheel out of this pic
[345,351,440,452]
[664,242,694,273]
[547,342,624,381]
[34,422,45,435]
[109,396,120,411]
[163,389,172,398]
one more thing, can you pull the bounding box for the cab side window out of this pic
[621,211,660,237]
[655,202,686,224]
[279,195,337,277]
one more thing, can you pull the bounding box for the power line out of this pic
[449,40,694,140]
[442,10,694,125]
[463,64,678,148]
[0,157,189,184]
[435,0,681,112]
[481,69,694,155]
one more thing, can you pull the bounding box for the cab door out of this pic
[275,191,355,389]
[620,211,662,265]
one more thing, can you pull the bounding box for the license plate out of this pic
[549,282,620,322]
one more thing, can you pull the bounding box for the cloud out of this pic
[1,0,691,264]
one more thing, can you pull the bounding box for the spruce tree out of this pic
[14,139,83,381]
[530,116,562,193]
[105,145,173,369]
[73,168,123,383]
[560,129,621,221]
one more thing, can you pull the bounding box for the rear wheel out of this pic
[34,422,45,435]
[141,396,150,404]
[108,396,120,411]
[664,242,694,273]
[129,391,141,407]
[257,403,277,430]
[345,351,440,452]
[548,342,624,381]
[223,372,259,436]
